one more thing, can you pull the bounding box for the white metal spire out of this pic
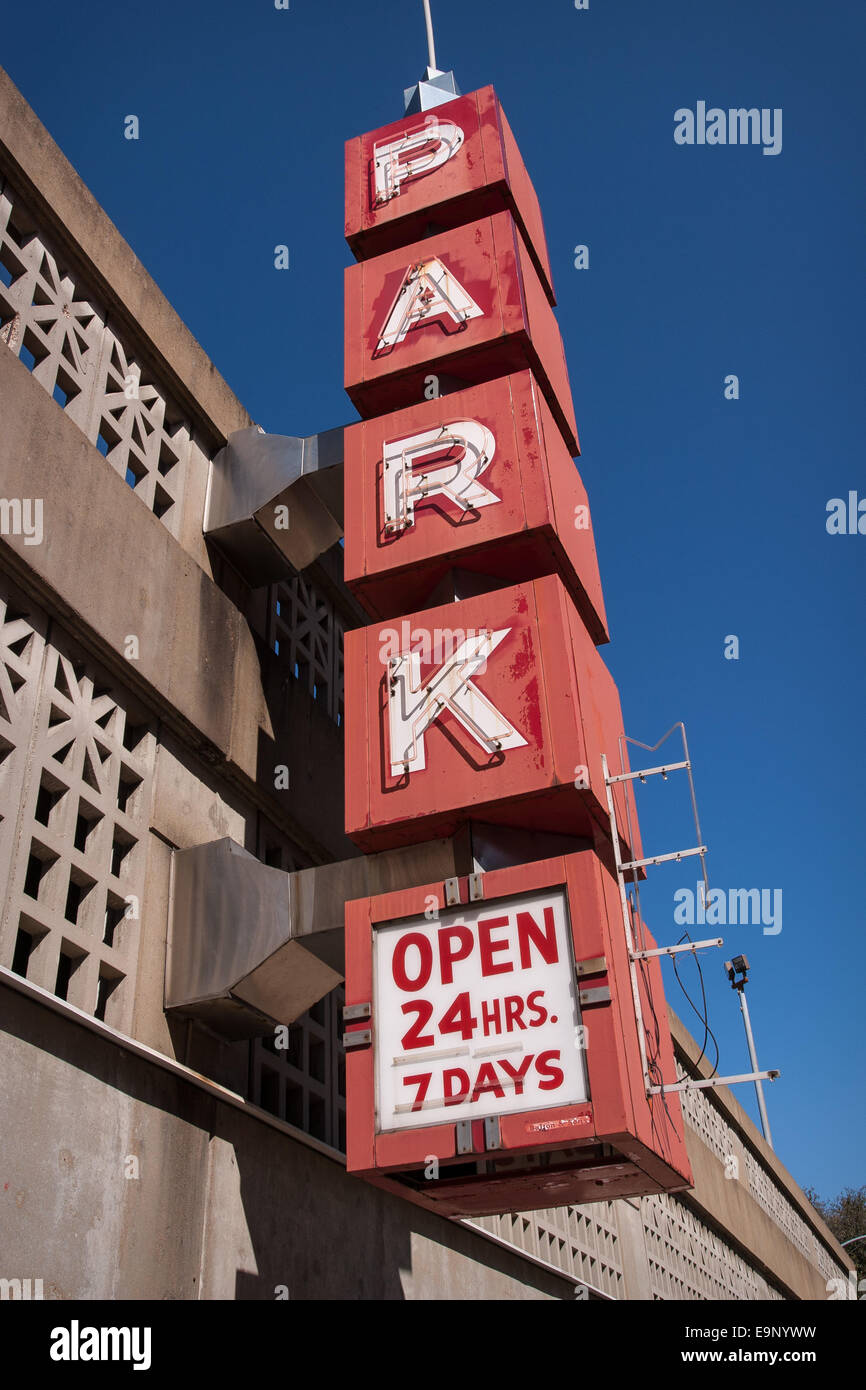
[404,0,459,114]
[422,0,439,74]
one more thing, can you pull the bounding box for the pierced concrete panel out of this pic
[0,180,191,539]
[0,573,154,1032]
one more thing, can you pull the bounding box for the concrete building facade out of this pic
[0,64,853,1300]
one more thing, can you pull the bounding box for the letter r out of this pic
[383,420,500,533]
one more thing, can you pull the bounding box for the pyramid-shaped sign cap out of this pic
[404,67,460,114]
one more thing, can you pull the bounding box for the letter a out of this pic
[673,888,694,926]
[376,258,484,353]
[388,629,527,775]
[383,420,500,533]
[826,499,846,535]
[50,1328,70,1362]
[674,108,694,145]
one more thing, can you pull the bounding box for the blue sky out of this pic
[3,0,863,1202]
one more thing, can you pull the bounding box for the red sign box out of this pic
[343,370,608,640]
[344,211,578,456]
[344,574,641,862]
[344,849,692,1217]
[345,85,555,305]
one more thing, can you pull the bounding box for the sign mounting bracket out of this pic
[602,724,780,1103]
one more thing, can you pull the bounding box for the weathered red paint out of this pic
[344,849,692,1217]
[343,574,641,860]
[345,86,555,304]
[341,87,693,1216]
[344,212,578,455]
[343,371,608,639]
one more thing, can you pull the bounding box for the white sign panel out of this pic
[373,887,588,1132]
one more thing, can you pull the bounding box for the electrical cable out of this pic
[672,930,720,1077]
[628,890,679,1134]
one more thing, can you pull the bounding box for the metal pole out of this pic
[422,0,438,72]
[738,987,773,1148]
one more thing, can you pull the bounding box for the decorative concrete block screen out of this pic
[0,179,191,536]
[0,574,153,1032]
[678,1059,846,1287]
[269,576,345,727]
[250,986,347,1153]
[469,1203,625,1300]
[640,1192,782,1301]
[248,818,346,1153]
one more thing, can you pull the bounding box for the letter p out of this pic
[373,119,464,205]
[438,925,474,984]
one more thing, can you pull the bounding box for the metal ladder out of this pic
[601,723,780,1100]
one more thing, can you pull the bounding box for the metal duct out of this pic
[204,425,344,585]
[166,833,473,1039]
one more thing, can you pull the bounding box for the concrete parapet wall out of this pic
[0,980,567,1301]
[0,64,252,454]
